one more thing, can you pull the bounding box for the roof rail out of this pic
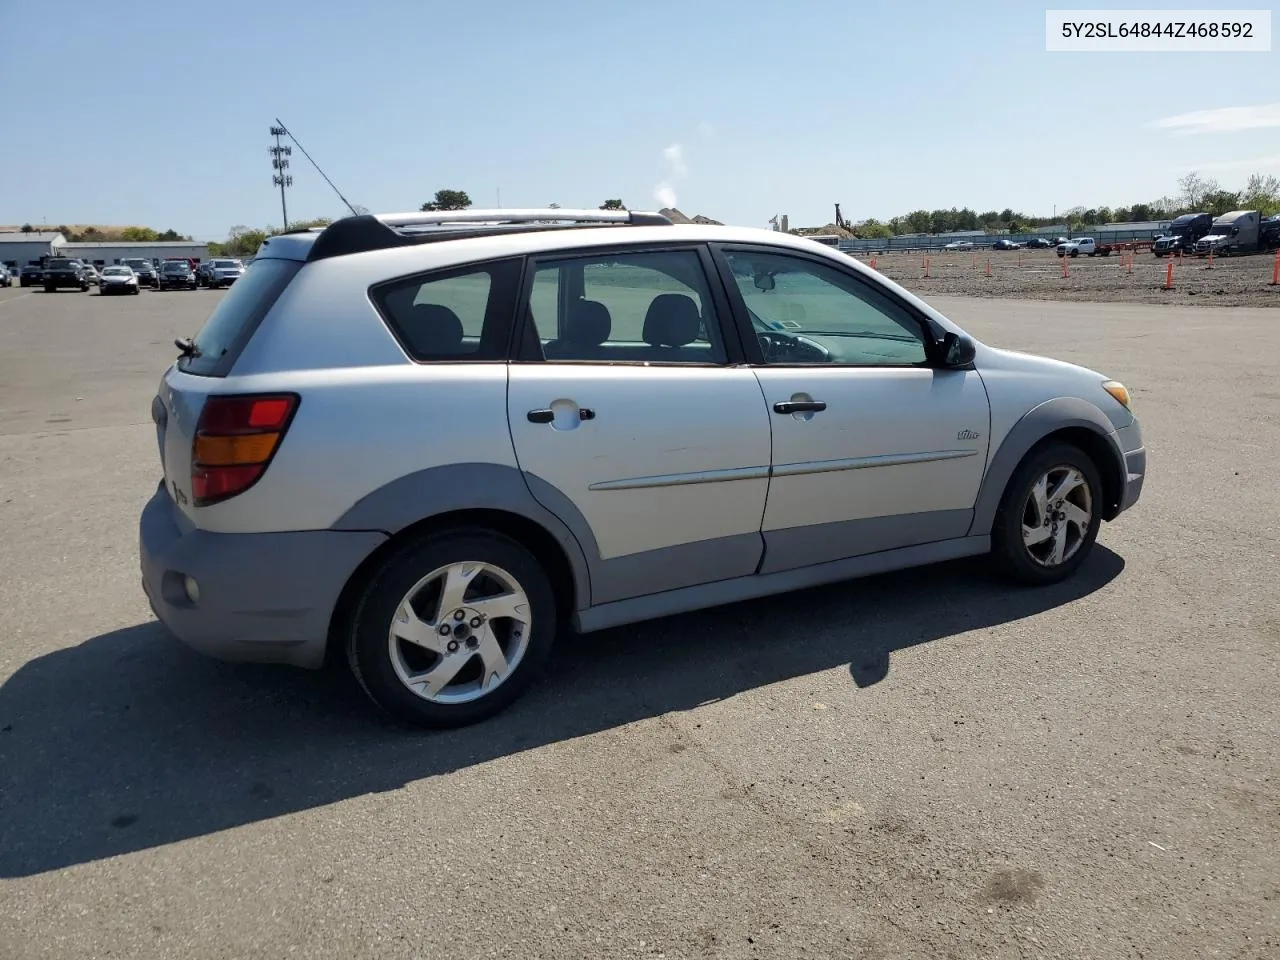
[306,209,674,261]
[376,208,672,228]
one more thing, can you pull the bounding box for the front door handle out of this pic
[773,400,826,414]
[527,407,596,424]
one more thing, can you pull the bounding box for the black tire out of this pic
[990,442,1103,586]
[43,284,54,293]
[346,529,558,728]
[1070,249,1079,258]
[132,287,139,295]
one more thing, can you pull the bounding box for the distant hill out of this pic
[0,224,137,235]
[658,208,723,226]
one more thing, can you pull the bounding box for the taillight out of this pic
[191,394,298,506]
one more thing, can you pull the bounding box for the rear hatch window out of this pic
[178,257,301,376]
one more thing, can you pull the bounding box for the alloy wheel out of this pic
[1020,465,1093,567]
[386,561,532,705]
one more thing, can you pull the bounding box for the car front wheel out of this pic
[346,529,558,728]
[991,442,1103,585]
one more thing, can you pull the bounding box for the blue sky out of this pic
[1,0,1276,239]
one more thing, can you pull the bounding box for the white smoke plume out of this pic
[653,142,687,208]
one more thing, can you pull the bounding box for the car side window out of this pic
[723,249,928,366]
[525,249,726,364]
[372,258,521,362]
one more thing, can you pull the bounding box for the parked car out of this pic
[992,238,1024,251]
[19,263,45,287]
[0,264,10,288]
[943,240,975,251]
[1057,237,1116,258]
[42,257,90,292]
[141,208,1145,728]
[158,260,197,290]
[79,262,101,286]
[122,258,159,288]
[1026,238,1054,249]
[99,265,140,295]
[206,257,245,289]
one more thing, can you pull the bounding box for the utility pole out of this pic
[269,125,292,230]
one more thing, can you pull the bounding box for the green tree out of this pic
[121,226,159,241]
[20,223,33,233]
[1202,189,1241,216]
[1177,171,1218,210]
[421,189,472,212]
[223,225,267,257]
[599,199,626,210]
[1241,173,1280,215]
[1129,203,1152,222]
[854,218,891,239]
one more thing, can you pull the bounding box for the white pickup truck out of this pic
[1057,237,1116,258]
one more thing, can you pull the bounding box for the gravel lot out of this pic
[0,284,1277,959]
[859,247,1280,308]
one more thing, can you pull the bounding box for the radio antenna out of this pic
[273,117,364,217]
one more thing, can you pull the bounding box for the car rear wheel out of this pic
[991,442,1103,585]
[346,529,558,728]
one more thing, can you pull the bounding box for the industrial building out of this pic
[60,240,210,267]
[0,231,66,268]
[0,231,210,269]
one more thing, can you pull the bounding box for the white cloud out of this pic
[653,181,678,208]
[1152,103,1280,135]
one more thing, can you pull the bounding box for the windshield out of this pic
[103,267,130,276]
[163,262,188,272]
[46,259,73,268]
[212,259,241,269]
[124,259,149,269]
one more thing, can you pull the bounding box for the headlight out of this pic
[1102,380,1131,409]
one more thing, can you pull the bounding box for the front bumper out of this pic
[139,483,386,669]
[1113,419,1145,515]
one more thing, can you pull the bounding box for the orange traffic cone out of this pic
[1164,260,1174,289]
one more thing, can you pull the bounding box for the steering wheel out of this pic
[756,330,832,363]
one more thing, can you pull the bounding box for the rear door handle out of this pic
[773,400,826,414]
[527,407,595,424]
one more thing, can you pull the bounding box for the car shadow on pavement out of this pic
[0,547,1123,878]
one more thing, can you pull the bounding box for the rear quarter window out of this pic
[180,257,301,377]
[371,258,522,362]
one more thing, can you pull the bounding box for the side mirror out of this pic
[939,331,976,367]
[753,272,776,292]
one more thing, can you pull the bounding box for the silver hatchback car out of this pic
[141,209,1145,727]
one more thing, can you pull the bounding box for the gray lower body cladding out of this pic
[139,483,385,669]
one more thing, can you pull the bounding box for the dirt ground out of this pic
[855,247,1280,308]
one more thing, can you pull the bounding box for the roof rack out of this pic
[376,208,672,228]
[306,209,673,261]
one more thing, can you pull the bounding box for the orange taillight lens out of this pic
[192,394,298,506]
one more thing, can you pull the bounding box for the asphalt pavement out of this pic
[0,284,1276,959]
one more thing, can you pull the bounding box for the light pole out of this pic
[269,126,293,230]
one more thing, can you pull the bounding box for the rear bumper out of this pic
[138,483,386,669]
